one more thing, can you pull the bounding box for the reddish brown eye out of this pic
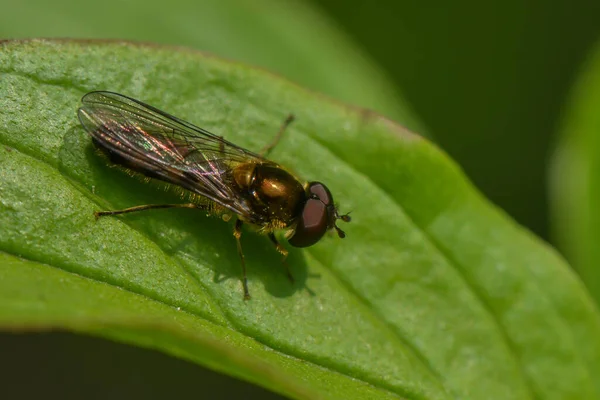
[288,198,328,247]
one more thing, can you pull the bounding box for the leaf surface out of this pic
[0,39,599,400]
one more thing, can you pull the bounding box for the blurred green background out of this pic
[2,0,600,398]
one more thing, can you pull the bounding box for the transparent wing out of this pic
[78,91,265,217]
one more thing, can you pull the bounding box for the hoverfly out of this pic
[78,91,350,299]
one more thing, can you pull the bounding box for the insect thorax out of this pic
[232,162,306,228]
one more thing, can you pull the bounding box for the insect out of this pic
[78,91,350,299]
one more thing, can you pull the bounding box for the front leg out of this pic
[268,232,294,283]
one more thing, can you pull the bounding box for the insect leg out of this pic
[94,203,204,219]
[234,219,251,300]
[268,232,294,283]
[259,114,295,157]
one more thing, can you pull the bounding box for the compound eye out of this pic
[288,198,329,248]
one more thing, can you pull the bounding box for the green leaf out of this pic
[550,40,600,305]
[1,39,599,400]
